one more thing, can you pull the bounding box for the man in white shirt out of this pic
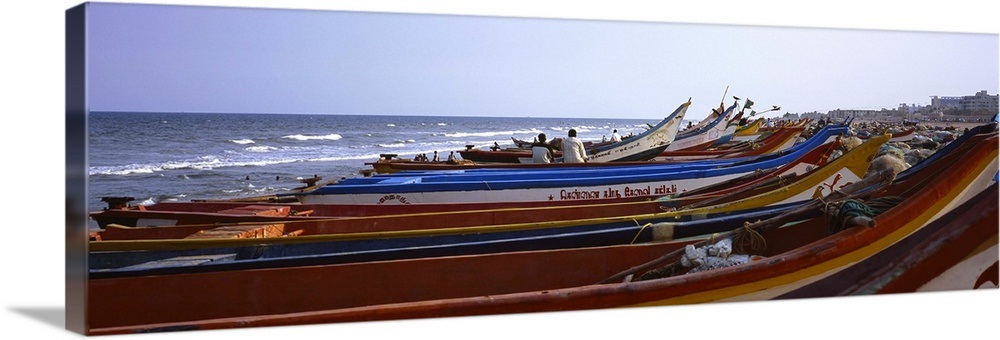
[562,129,589,163]
[610,129,622,143]
[530,133,554,163]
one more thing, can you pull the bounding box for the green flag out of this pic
[745,99,754,109]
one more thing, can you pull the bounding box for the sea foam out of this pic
[377,143,406,148]
[246,146,279,152]
[282,134,343,141]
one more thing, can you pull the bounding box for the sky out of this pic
[85,2,999,121]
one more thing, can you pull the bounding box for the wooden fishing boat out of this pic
[699,111,749,149]
[774,182,998,298]
[88,132,885,252]
[731,118,764,141]
[663,102,734,151]
[653,125,803,162]
[292,124,848,205]
[675,100,735,138]
[85,131,998,335]
[457,100,689,164]
[89,195,658,229]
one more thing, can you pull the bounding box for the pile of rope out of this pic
[825,196,905,234]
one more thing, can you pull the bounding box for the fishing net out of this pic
[825,196,905,235]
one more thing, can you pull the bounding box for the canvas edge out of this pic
[65,2,88,335]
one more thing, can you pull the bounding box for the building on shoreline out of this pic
[788,90,997,123]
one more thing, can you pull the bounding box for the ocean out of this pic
[88,111,674,218]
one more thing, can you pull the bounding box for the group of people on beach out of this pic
[414,150,459,163]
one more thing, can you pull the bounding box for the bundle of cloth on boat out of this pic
[824,196,905,235]
[679,238,766,274]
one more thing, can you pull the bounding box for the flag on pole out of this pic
[745,99,754,110]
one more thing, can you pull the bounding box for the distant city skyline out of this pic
[86,3,999,121]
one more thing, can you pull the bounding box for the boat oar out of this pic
[598,168,897,284]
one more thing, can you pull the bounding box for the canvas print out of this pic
[71,2,999,335]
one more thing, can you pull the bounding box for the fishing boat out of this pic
[89,195,658,229]
[774,182,998,298]
[463,100,688,164]
[730,118,765,142]
[85,130,998,334]
[662,102,734,151]
[291,124,847,205]
[653,125,804,162]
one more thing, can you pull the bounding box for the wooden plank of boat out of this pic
[88,133,887,251]
[85,132,998,334]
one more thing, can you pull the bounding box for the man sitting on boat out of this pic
[531,133,554,163]
[562,129,589,163]
[611,129,622,143]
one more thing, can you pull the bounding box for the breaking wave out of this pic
[246,146,279,152]
[282,134,343,141]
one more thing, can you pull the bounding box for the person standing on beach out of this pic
[562,129,589,163]
[531,133,554,163]
[610,129,622,143]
